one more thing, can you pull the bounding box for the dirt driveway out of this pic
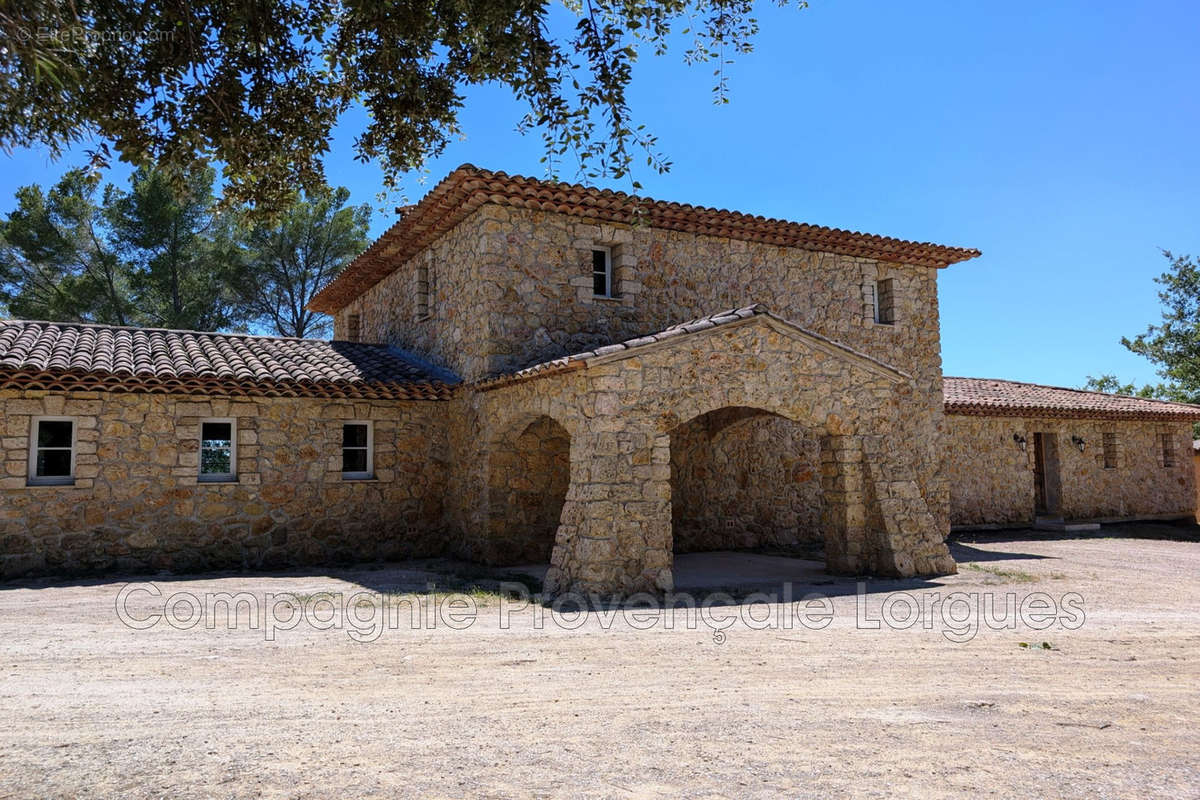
[1,526,1198,799]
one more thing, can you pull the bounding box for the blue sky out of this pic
[3,0,1198,389]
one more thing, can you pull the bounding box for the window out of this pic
[342,422,374,480]
[1102,432,1118,469]
[199,419,237,482]
[28,417,75,486]
[416,258,431,320]
[874,278,895,325]
[346,314,361,343]
[1160,433,1176,468]
[592,247,613,298]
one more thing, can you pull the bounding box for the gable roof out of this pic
[0,320,455,400]
[473,304,910,391]
[944,377,1200,421]
[307,164,982,314]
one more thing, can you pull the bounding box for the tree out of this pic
[0,1,805,213]
[1118,251,1200,404]
[230,187,370,338]
[106,166,242,331]
[0,169,133,324]
[0,165,243,330]
[1082,374,1169,399]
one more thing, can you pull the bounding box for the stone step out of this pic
[1034,517,1101,532]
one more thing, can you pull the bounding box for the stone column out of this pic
[820,434,870,573]
[543,426,673,596]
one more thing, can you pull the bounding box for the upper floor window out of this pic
[1160,433,1176,468]
[874,278,895,325]
[592,247,613,298]
[346,314,361,343]
[416,258,431,321]
[28,417,75,486]
[342,422,374,480]
[200,418,237,482]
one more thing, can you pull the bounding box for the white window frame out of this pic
[592,246,614,298]
[342,421,374,480]
[27,416,76,486]
[199,417,238,483]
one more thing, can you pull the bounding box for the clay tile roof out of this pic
[307,164,982,314]
[944,377,1200,421]
[0,320,456,400]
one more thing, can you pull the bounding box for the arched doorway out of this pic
[669,406,827,584]
[484,415,571,565]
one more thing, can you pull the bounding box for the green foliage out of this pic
[1119,251,1200,405]
[0,169,133,323]
[106,167,243,331]
[229,187,370,338]
[0,164,366,336]
[0,1,805,213]
[1081,374,1175,400]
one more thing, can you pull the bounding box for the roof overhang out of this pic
[307,165,982,314]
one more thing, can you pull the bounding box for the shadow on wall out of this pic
[670,406,822,555]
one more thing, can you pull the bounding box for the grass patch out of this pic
[960,563,1040,582]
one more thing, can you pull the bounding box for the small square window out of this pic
[342,422,373,479]
[200,419,237,482]
[28,417,75,486]
[592,248,613,298]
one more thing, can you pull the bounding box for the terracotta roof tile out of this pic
[0,320,456,400]
[944,377,1200,421]
[308,165,982,313]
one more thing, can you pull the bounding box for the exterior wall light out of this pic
[1071,435,1086,452]
[1013,433,1027,452]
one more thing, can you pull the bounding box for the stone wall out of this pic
[946,414,1196,527]
[0,389,450,578]
[344,203,951,538]
[459,315,956,595]
[669,407,823,552]
[332,209,492,380]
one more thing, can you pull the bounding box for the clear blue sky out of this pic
[3,0,1198,389]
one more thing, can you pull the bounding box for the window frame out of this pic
[1160,432,1177,468]
[874,278,895,325]
[346,313,362,343]
[1102,431,1118,470]
[341,421,374,481]
[27,416,76,486]
[592,246,614,299]
[198,417,238,483]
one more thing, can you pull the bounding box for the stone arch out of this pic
[668,406,825,555]
[482,414,571,565]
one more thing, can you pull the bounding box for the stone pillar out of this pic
[820,434,870,573]
[543,427,673,596]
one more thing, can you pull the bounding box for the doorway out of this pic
[1032,432,1062,517]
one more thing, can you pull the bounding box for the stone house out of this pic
[2,165,1198,592]
[944,378,1199,528]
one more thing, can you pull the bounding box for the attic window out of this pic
[874,278,895,325]
[346,314,361,343]
[592,247,613,298]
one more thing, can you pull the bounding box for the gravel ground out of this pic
[1,524,1198,799]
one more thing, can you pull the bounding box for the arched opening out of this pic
[669,406,827,586]
[484,415,571,566]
